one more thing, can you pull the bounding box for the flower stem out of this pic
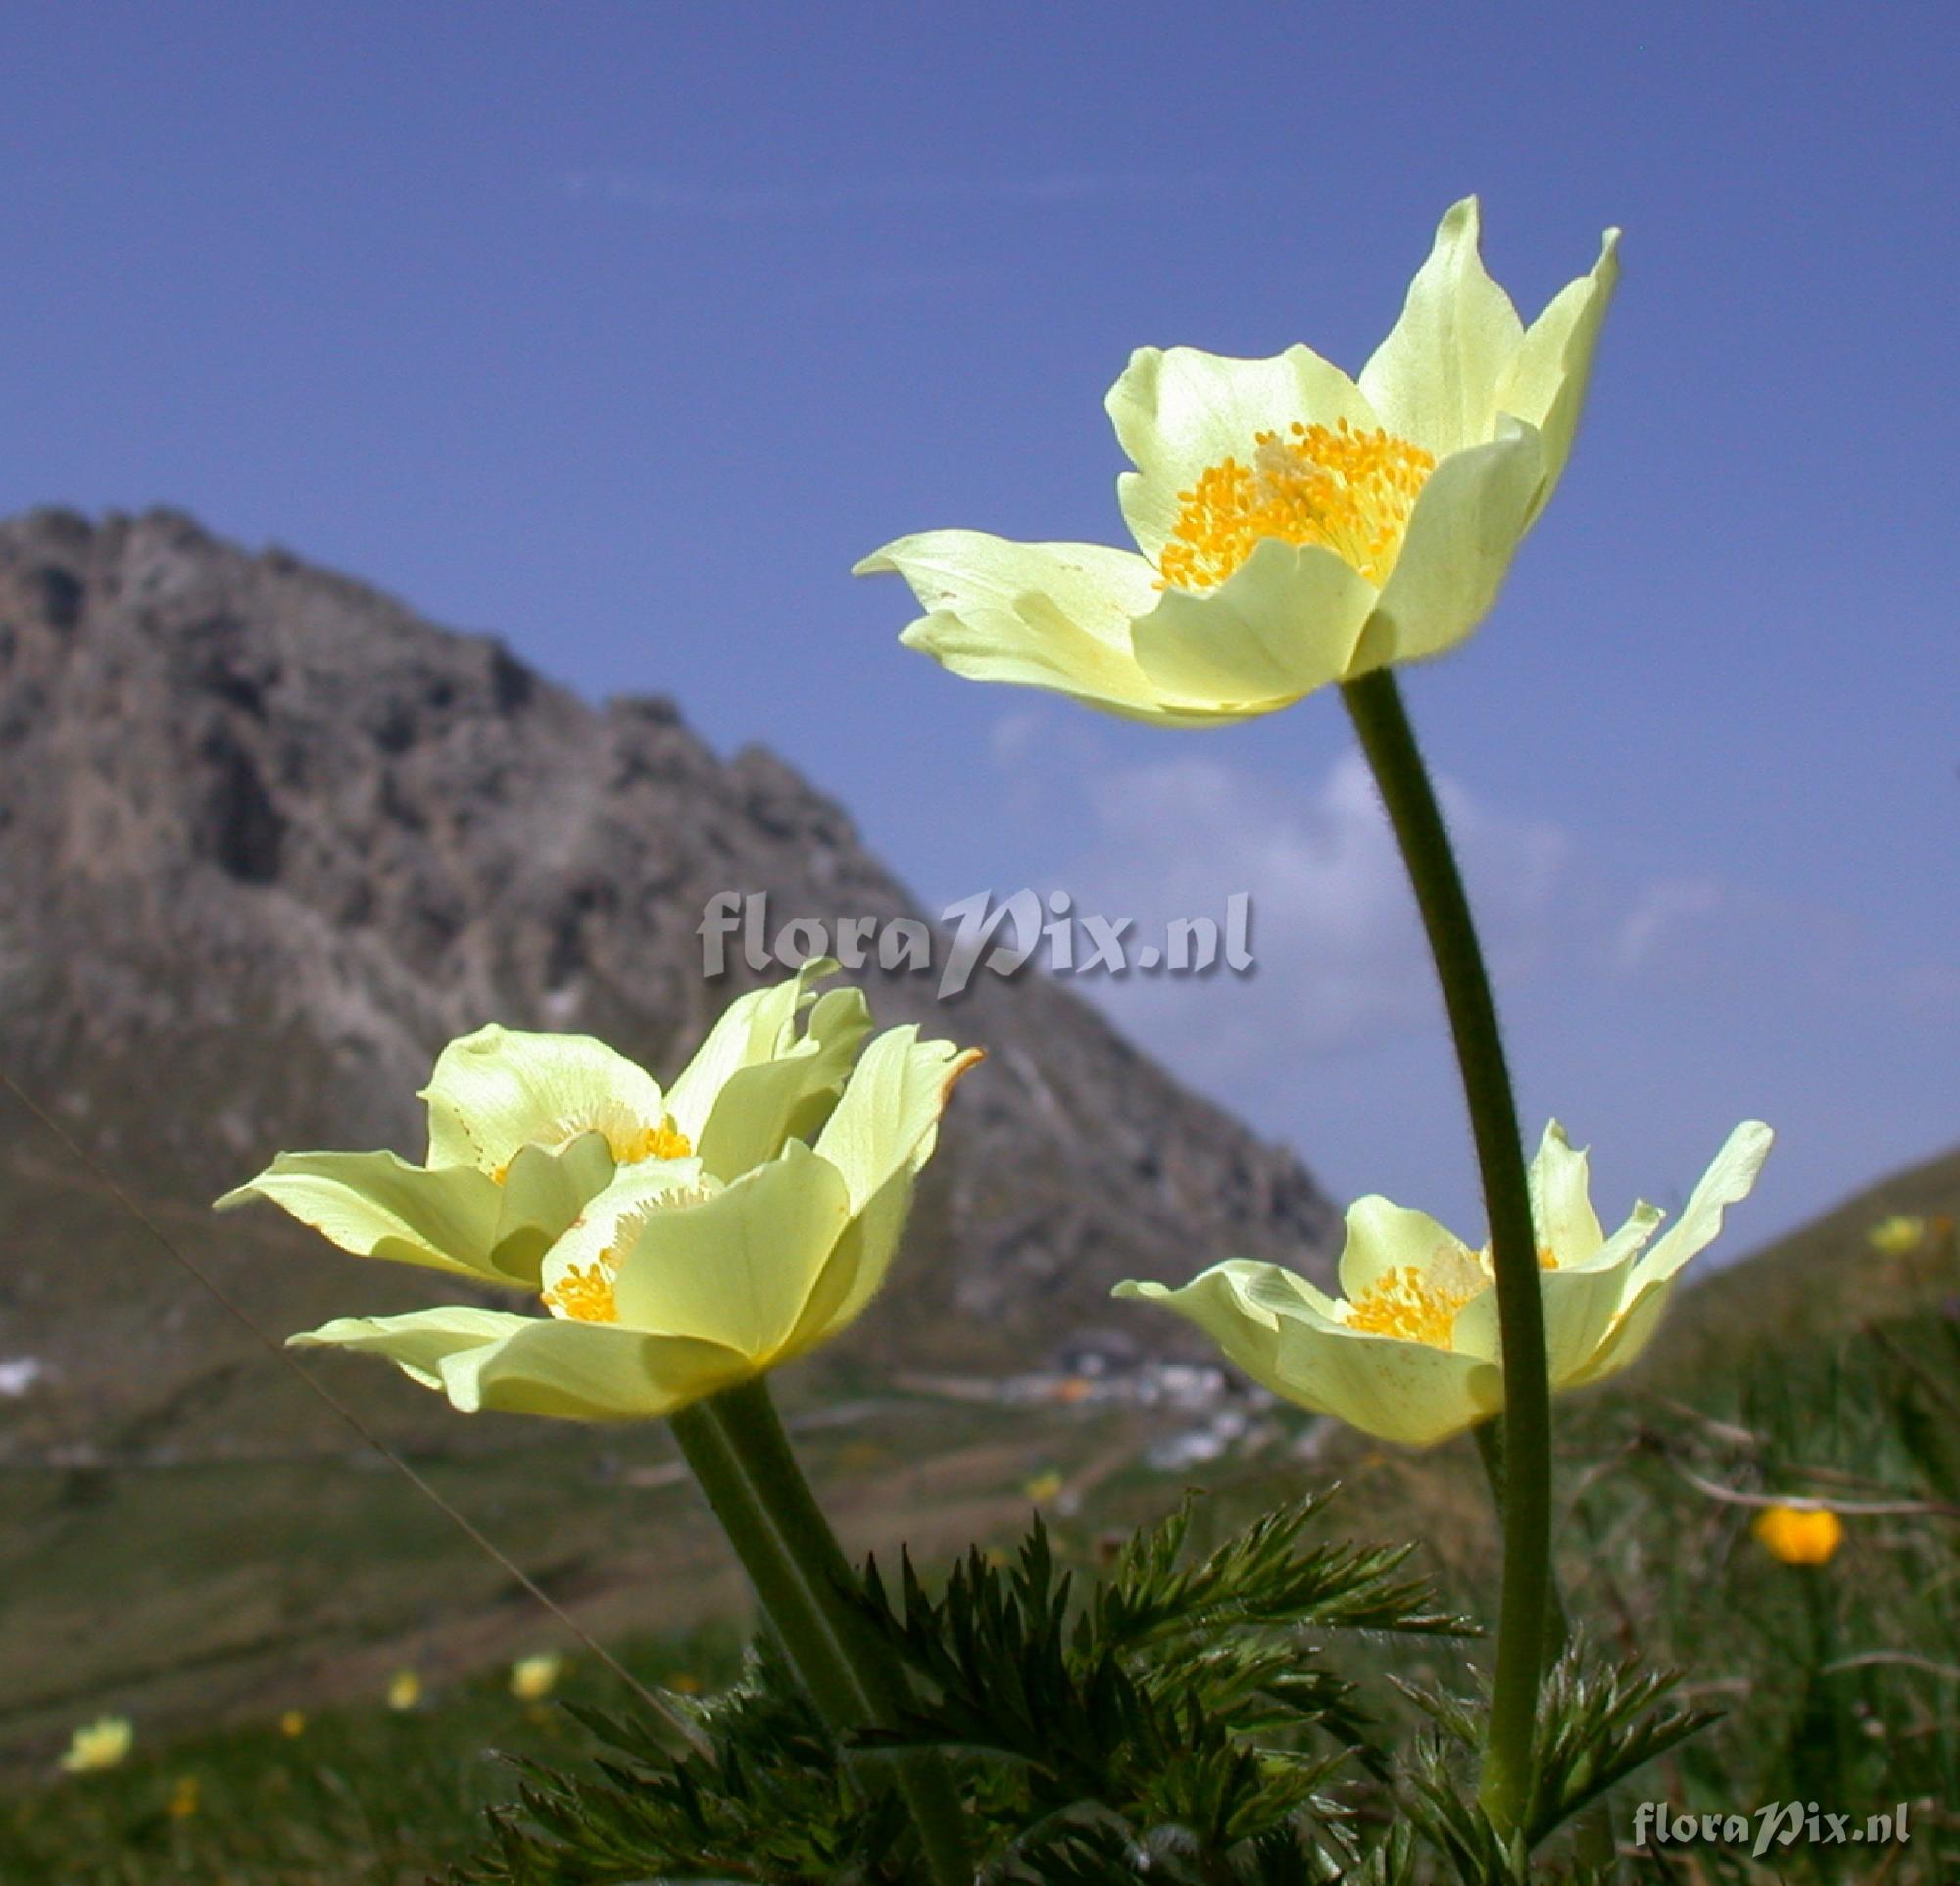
[669,1376,971,1885]
[1341,667,1551,1839]
[1475,1423,1618,1865]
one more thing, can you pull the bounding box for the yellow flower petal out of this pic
[1625,1121,1775,1296]
[1495,227,1621,521]
[421,1026,668,1175]
[857,531,1215,722]
[1528,1121,1605,1264]
[1358,197,1526,461]
[1128,538,1377,710]
[664,956,847,1142]
[693,983,872,1180]
[1348,418,1544,670]
[607,1145,853,1361]
[215,1153,513,1283]
[293,1305,756,1422]
[1335,1196,1477,1306]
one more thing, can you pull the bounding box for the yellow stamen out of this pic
[542,1257,619,1324]
[1157,419,1435,592]
[1345,1266,1475,1347]
[1344,1237,1556,1350]
[621,1117,694,1163]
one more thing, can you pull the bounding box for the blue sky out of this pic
[3,2,1954,1258]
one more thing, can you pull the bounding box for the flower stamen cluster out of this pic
[1159,420,1434,591]
[1345,1264,1472,1346]
[542,1260,618,1323]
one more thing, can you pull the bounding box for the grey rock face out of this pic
[0,507,1333,1379]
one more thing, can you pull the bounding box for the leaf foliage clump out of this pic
[450,1489,1708,1884]
[452,1488,1464,1884]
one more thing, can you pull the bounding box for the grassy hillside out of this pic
[1653,1138,1960,1388]
[10,1291,1959,1880]
[6,1136,1958,1878]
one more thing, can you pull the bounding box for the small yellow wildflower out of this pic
[386,1669,422,1712]
[1022,1469,1065,1505]
[1754,1504,1844,1566]
[59,1716,132,1773]
[510,1652,564,1702]
[1867,1215,1926,1256]
[167,1775,201,1820]
[279,1710,306,1738]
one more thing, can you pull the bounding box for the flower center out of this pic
[1345,1266,1475,1347]
[1344,1244,1559,1349]
[615,1116,695,1164]
[1156,420,1435,592]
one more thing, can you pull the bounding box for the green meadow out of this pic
[6,1149,1956,1882]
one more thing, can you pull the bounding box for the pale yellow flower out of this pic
[386,1669,422,1712]
[220,957,870,1289]
[1117,1120,1770,1446]
[244,962,980,1422]
[1022,1469,1065,1506]
[858,199,1618,725]
[278,1710,307,1738]
[1754,1504,1844,1566]
[59,1716,132,1773]
[1867,1214,1926,1256]
[510,1652,564,1702]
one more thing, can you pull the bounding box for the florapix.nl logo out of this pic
[697,889,1253,998]
[1633,1799,1911,1860]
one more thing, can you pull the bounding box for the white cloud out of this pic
[1610,869,1960,1019]
[987,707,1052,772]
[1059,749,1570,1072]
[1613,874,1730,972]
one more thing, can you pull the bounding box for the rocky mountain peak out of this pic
[0,507,1332,1419]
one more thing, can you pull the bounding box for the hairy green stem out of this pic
[670,1377,971,1885]
[1474,1424,1618,1867]
[1474,1422,1567,1661]
[1342,668,1552,1839]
